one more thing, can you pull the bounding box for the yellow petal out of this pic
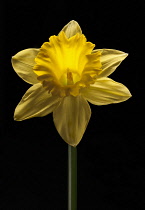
[14,83,60,121]
[12,48,39,84]
[53,95,91,146]
[93,49,128,77]
[81,77,132,105]
[60,20,82,38]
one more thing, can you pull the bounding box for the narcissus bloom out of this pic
[12,20,131,146]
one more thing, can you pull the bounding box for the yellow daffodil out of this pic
[12,20,131,146]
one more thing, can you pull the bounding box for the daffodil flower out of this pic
[12,20,131,146]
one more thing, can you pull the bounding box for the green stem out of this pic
[68,145,77,210]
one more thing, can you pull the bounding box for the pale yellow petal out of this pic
[81,77,132,105]
[60,20,82,38]
[93,49,128,77]
[12,48,39,84]
[53,95,91,146]
[14,83,60,121]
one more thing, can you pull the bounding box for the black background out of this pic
[1,0,145,209]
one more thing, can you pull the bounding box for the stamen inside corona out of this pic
[67,70,74,85]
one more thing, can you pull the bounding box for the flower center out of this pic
[33,31,102,97]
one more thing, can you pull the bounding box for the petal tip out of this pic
[68,143,78,147]
[124,52,128,58]
[128,91,132,98]
[14,115,20,121]
[60,20,82,38]
[14,112,22,121]
[11,55,16,64]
